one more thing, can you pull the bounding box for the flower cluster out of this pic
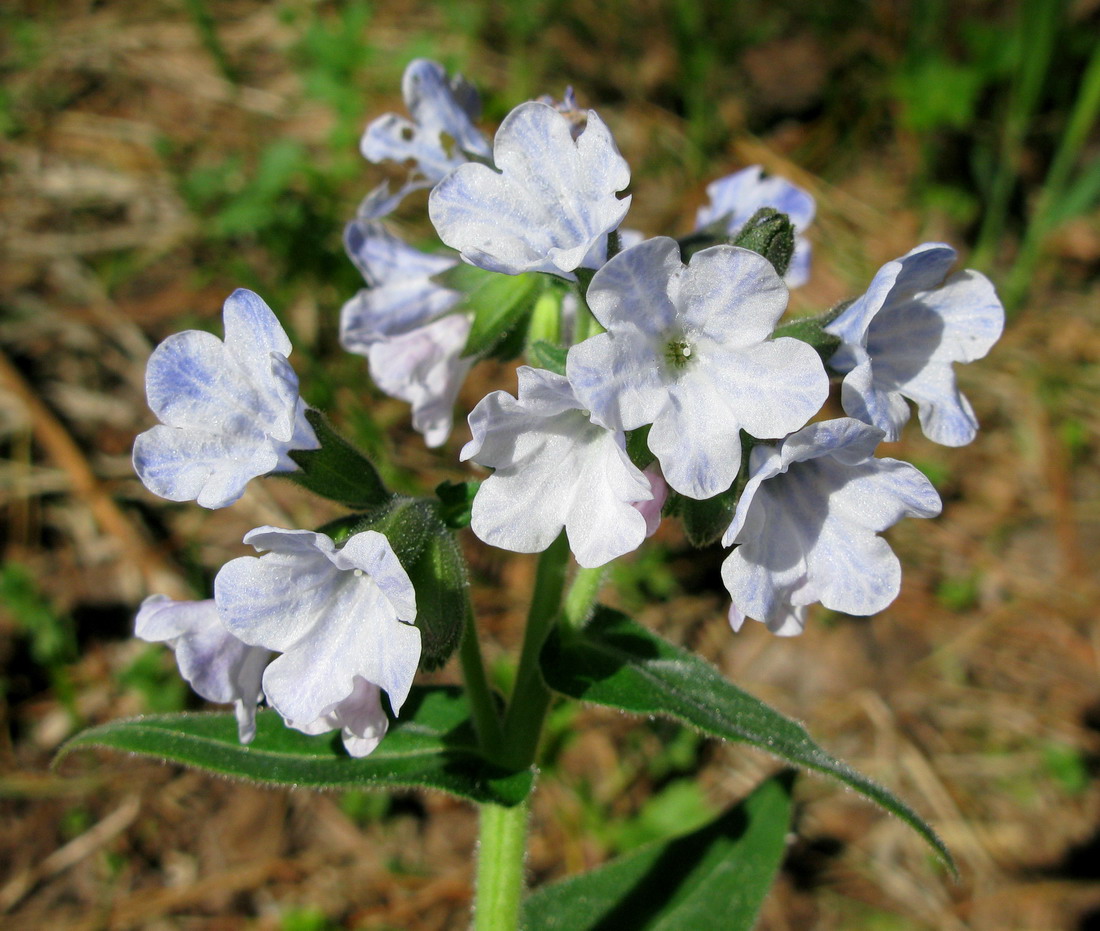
[130,59,1003,758]
[132,290,421,756]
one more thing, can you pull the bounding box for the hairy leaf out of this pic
[58,687,531,806]
[541,607,954,872]
[524,772,794,930]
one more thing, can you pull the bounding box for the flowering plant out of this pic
[63,60,1004,929]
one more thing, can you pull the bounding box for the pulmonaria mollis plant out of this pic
[69,58,1006,930]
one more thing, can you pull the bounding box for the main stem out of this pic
[473,534,571,930]
[474,800,529,931]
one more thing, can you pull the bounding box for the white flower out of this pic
[695,166,816,287]
[721,419,942,636]
[824,242,1004,446]
[132,289,319,509]
[135,595,270,742]
[214,528,421,758]
[341,216,463,346]
[428,101,631,278]
[461,367,652,568]
[567,237,829,499]
[361,59,490,186]
[367,314,474,448]
[339,218,472,447]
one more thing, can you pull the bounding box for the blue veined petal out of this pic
[568,239,827,499]
[695,166,816,286]
[361,60,489,185]
[720,418,940,634]
[291,676,390,758]
[366,314,473,447]
[696,166,816,233]
[345,218,458,288]
[214,527,421,757]
[221,288,292,372]
[679,245,789,342]
[360,59,488,188]
[341,278,464,350]
[133,424,281,509]
[826,244,1003,447]
[135,290,317,508]
[429,101,630,278]
[135,595,270,742]
[647,378,745,500]
[340,222,463,350]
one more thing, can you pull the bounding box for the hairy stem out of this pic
[474,800,529,931]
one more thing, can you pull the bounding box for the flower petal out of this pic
[429,101,630,277]
[367,314,473,447]
[464,368,650,567]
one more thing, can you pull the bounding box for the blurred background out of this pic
[1,0,1098,928]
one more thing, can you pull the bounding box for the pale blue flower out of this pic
[695,166,816,287]
[721,419,942,636]
[132,289,319,509]
[135,595,271,742]
[215,527,421,758]
[461,367,652,568]
[367,314,474,448]
[824,243,1004,446]
[341,216,463,346]
[339,218,471,447]
[428,101,631,278]
[567,237,829,500]
[361,59,490,187]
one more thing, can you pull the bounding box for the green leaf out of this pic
[57,687,532,806]
[541,608,955,872]
[458,271,543,359]
[285,409,390,509]
[523,772,794,930]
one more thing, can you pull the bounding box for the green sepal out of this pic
[678,433,753,547]
[625,424,655,472]
[523,772,794,930]
[450,268,543,360]
[56,687,533,806]
[284,409,390,509]
[541,607,956,873]
[679,486,739,548]
[731,207,795,278]
[354,497,470,670]
[435,480,480,529]
[403,518,470,671]
[771,300,853,364]
[351,496,435,567]
[527,340,568,376]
